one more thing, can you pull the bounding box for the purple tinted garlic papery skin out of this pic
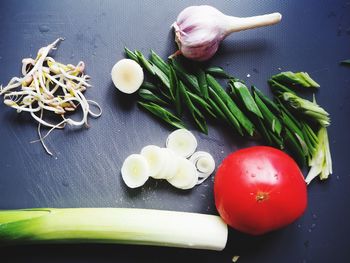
[172,5,282,61]
[173,6,228,61]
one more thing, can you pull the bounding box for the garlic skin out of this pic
[172,5,282,61]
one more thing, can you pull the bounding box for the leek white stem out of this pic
[0,208,228,251]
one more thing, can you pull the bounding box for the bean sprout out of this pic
[0,38,102,155]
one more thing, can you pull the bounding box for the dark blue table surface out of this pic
[0,0,349,262]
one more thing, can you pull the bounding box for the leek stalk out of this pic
[0,208,228,251]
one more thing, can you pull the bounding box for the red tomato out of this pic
[214,146,307,235]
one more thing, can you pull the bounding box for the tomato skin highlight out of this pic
[214,146,307,235]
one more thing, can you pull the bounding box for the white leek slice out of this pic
[167,157,197,189]
[166,129,197,158]
[157,148,179,180]
[140,145,165,179]
[189,151,216,185]
[121,154,149,188]
[111,59,144,94]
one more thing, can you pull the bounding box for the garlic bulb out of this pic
[172,5,282,61]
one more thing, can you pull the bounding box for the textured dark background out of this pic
[0,0,349,262]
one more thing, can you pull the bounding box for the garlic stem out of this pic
[225,12,282,34]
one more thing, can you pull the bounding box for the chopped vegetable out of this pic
[253,93,282,136]
[207,74,254,136]
[157,148,180,180]
[172,5,281,61]
[281,92,330,127]
[0,208,228,251]
[189,151,216,184]
[137,101,185,129]
[121,129,216,190]
[125,49,332,184]
[121,154,150,188]
[271,71,320,88]
[340,59,350,65]
[140,145,166,179]
[111,59,144,94]
[169,65,182,115]
[196,68,209,99]
[0,38,102,155]
[305,127,332,184]
[230,81,263,119]
[205,66,232,79]
[138,89,169,106]
[166,128,198,158]
[178,81,208,134]
[167,157,198,190]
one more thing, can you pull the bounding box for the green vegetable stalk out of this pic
[282,92,330,127]
[305,127,332,184]
[0,208,228,251]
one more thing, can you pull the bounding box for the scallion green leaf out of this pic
[253,92,282,136]
[268,79,296,95]
[207,74,254,136]
[340,59,350,65]
[230,81,263,119]
[134,50,155,75]
[282,92,330,127]
[169,65,181,115]
[252,86,280,114]
[138,89,169,106]
[178,81,208,134]
[124,47,139,62]
[150,50,170,75]
[205,67,232,79]
[187,91,217,119]
[208,86,243,135]
[271,71,320,88]
[171,59,200,94]
[138,101,185,129]
[196,68,209,99]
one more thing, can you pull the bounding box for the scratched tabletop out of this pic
[0,0,349,262]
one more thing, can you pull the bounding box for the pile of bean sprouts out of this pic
[0,38,102,155]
